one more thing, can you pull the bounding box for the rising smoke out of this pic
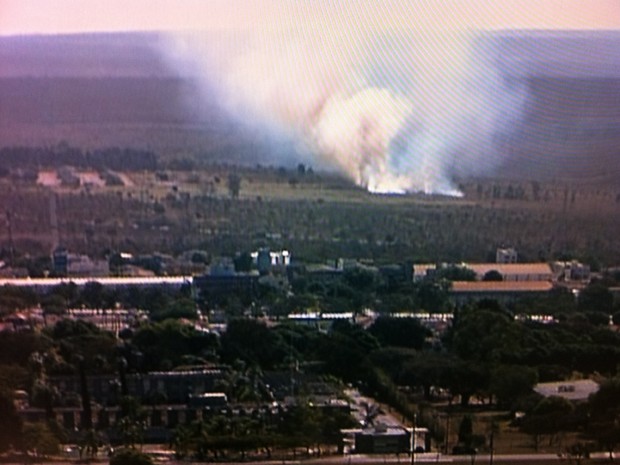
[161,17,526,195]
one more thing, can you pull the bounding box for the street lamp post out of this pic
[489,428,494,465]
[444,412,451,454]
[410,413,417,465]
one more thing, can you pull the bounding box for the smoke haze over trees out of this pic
[0,31,619,186]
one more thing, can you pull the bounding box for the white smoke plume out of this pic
[161,5,526,195]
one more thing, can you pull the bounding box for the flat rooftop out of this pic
[534,379,599,401]
[467,263,553,276]
[451,281,554,293]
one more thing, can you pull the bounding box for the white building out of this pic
[251,249,291,273]
[412,264,437,282]
[534,380,599,401]
[66,254,109,277]
[467,263,553,282]
[496,247,518,264]
[413,262,553,282]
[552,261,591,282]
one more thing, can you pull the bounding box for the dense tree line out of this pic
[0,145,157,171]
[172,403,355,460]
[2,161,620,264]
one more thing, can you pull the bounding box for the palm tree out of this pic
[361,401,380,428]
[116,397,147,449]
[215,361,269,404]
[78,429,102,459]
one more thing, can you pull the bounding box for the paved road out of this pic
[178,452,570,465]
[0,451,597,465]
[346,389,406,428]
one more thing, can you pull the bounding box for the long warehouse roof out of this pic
[0,276,192,287]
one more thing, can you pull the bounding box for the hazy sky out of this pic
[1,0,619,36]
[1,0,618,194]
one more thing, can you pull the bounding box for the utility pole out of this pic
[445,413,451,454]
[489,423,495,465]
[410,413,417,465]
[6,210,14,267]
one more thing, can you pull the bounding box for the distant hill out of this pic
[492,30,620,78]
[0,33,170,78]
[0,31,618,180]
[498,76,620,182]
[0,33,287,165]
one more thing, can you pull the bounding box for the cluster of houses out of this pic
[0,246,605,335]
[193,247,597,309]
[2,245,612,453]
[18,366,361,446]
[414,248,594,306]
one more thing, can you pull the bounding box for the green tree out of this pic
[397,352,454,400]
[368,316,430,350]
[521,396,575,451]
[0,286,37,316]
[110,448,153,465]
[450,308,519,363]
[31,381,60,419]
[0,364,30,392]
[45,319,117,372]
[415,280,450,312]
[78,428,103,459]
[220,319,290,369]
[489,365,538,408]
[22,422,60,456]
[227,174,241,198]
[482,270,503,281]
[78,356,92,429]
[343,267,378,291]
[436,266,477,281]
[578,281,613,313]
[0,388,23,452]
[80,281,106,308]
[587,420,620,461]
[445,361,490,406]
[233,252,253,272]
[116,396,147,449]
[132,319,218,371]
[564,442,593,465]
[150,297,198,321]
[458,415,473,447]
[590,378,620,412]
[215,361,269,404]
[40,294,67,316]
[279,402,322,453]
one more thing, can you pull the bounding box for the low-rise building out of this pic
[67,254,109,277]
[552,261,591,282]
[354,425,411,454]
[533,379,599,402]
[414,262,553,283]
[413,264,437,282]
[193,271,260,302]
[0,276,191,293]
[49,368,225,405]
[62,307,147,333]
[252,248,291,274]
[450,281,554,305]
[341,425,429,454]
[19,403,222,443]
[496,247,518,264]
[288,312,354,331]
[466,263,553,282]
